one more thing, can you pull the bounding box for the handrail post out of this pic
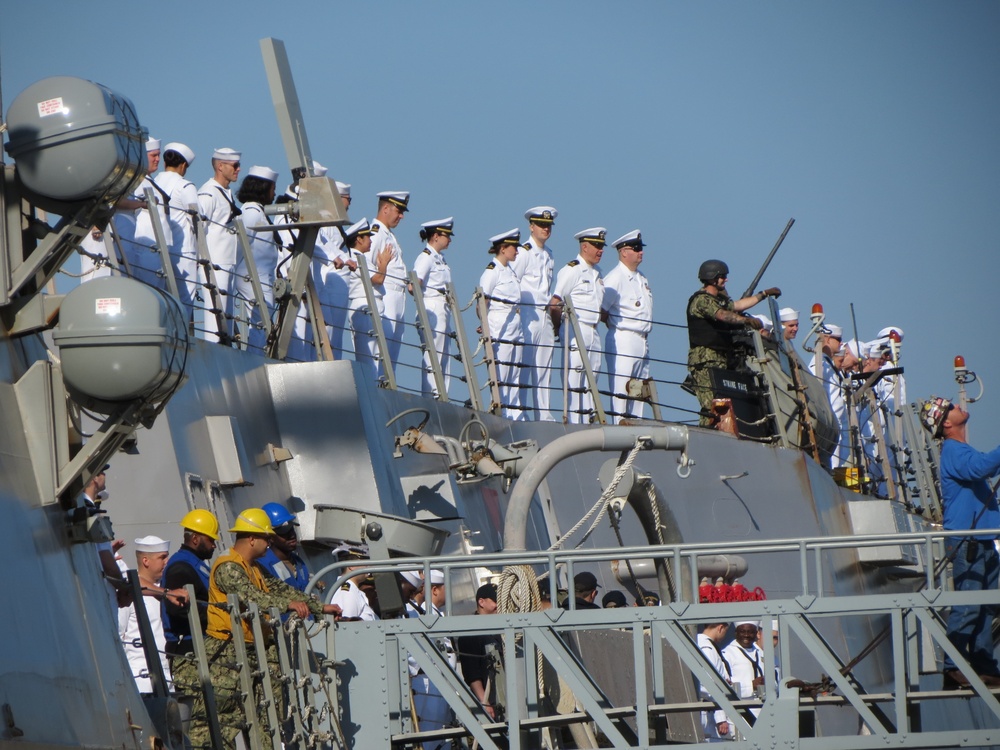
[192,209,232,345]
[144,187,181,303]
[355,251,396,389]
[233,218,273,351]
[562,295,607,425]
[410,270,447,400]
[475,287,503,415]
[447,281,483,411]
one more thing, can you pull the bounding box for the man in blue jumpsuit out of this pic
[257,502,310,591]
[920,396,1000,688]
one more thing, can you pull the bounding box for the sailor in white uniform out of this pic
[117,536,179,695]
[868,326,907,489]
[116,136,159,284]
[369,191,411,373]
[233,166,279,353]
[78,226,113,283]
[480,229,524,419]
[408,570,457,750]
[412,217,454,398]
[808,324,851,467]
[511,206,558,421]
[123,137,163,287]
[550,228,606,424]
[197,147,242,342]
[313,179,355,360]
[345,218,393,380]
[697,622,733,741]
[328,546,377,621]
[721,620,765,720]
[150,142,200,323]
[602,230,652,423]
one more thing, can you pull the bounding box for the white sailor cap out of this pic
[752,314,773,332]
[489,228,521,251]
[428,569,445,585]
[335,181,351,197]
[400,570,424,589]
[612,229,645,249]
[845,338,862,358]
[877,326,904,341]
[345,217,373,238]
[525,206,558,224]
[248,165,278,183]
[865,339,890,358]
[779,307,799,323]
[734,620,760,629]
[283,183,299,200]
[312,160,328,177]
[421,217,455,236]
[163,142,195,165]
[574,227,608,245]
[822,324,843,338]
[377,191,410,211]
[212,147,241,162]
[145,137,161,152]
[134,535,170,553]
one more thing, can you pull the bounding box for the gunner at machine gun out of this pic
[686,259,780,427]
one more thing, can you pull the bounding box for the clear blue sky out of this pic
[3,1,999,449]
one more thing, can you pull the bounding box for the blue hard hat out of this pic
[261,502,297,528]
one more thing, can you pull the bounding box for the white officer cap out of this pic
[612,229,645,249]
[574,227,608,245]
[134,535,170,553]
[779,307,799,323]
[377,191,410,211]
[400,570,424,589]
[525,205,558,223]
[752,314,773,332]
[489,228,521,249]
[429,569,445,585]
[331,543,369,560]
[145,137,161,152]
[163,142,195,165]
[212,147,241,162]
[877,326,904,341]
[344,217,373,238]
[822,324,844,338]
[247,165,278,183]
[312,160,328,177]
[335,181,351,197]
[421,217,455,236]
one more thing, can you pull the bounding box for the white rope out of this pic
[548,436,648,551]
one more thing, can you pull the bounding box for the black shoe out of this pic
[943,669,971,690]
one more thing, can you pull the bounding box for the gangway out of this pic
[171,529,1000,749]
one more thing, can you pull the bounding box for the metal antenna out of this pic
[259,38,314,180]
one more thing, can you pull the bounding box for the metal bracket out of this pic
[257,442,293,469]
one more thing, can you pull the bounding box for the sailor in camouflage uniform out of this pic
[686,260,779,427]
[186,509,341,750]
